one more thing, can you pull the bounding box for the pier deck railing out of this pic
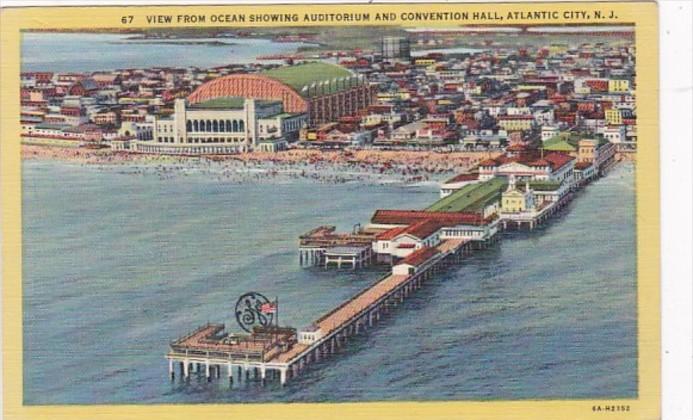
[313,241,456,330]
[168,347,265,361]
[313,272,393,325]
[170,322,223,345]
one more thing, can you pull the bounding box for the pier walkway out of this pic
[167,238,470,386]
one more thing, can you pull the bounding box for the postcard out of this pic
[0,2,660,419]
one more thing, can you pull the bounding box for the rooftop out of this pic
[189,96,281,109]
[371,210,490,227]
[35,123,71,130]
[542,152,575,171]
[324,246,370,256]
[189,96,245,109]
[443,172,480,185]
[402,219,443,240]
[260,62,355,97]
[574,161,594,170]
[542,136,577,152]
[376,226,409,241]
[398,247,441,267]
[427,178,506,213]
[526,180,562,191]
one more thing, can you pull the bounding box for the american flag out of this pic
[260,301,277,314]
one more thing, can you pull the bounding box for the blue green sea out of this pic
[22,160,637,404]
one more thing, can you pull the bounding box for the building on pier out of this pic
[478,151,575,184]
[501,175,535,213]
[298,225,377,268]
[372,219,442,262]
[574,161,597,186]
[167,323,299,384]
[392,247,441,275]
[297,324,324,345]
[323,246,373,269]
[369,210,500,253]
[168,324,297,363]
[427,177,505,218]
[439,172,481,198]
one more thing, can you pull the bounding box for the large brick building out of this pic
[187,62,376,127]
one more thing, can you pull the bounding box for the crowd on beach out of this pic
[21,145,496,185]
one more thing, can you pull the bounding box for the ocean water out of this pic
[22,161,637,404]
[21,32,311,73]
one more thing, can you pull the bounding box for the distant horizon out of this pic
[24,23,634,34]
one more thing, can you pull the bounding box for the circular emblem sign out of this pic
[234,292,274,333]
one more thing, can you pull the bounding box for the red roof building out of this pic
[375,226,408,241]
[443,172,479,184]
[478,158,499,167]
[371,210,489,227]
[402,220,443,240]
[398,247,441,267]
[543,152,575,171]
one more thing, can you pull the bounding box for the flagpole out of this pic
[275,296,279,344]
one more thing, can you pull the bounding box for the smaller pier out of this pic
[167,324,297,385]
[323,245,373,269]
[298,225,376,268]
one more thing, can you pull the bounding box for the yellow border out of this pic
[1,2,659,419]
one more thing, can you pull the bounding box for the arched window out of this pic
[212,121,218,132]
[206,120,212,132]
[220,120,226,132]
[226,120,232,132]
[239,120,245,132]
[193,120,199,132]
[232,120,239,132]
[186,120,192,131]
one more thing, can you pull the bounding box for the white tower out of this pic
[507,174,517,191]
[173,98,187,144]
[244,98,257,150]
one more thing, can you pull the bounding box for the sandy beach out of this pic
[22,145,499,184]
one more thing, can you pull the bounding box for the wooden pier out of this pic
[167,238,471,386]
[167,163,613,387]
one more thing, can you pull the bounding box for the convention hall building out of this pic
[123,96,306,154]
[119,62,374,155]
[186,61,375,128]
